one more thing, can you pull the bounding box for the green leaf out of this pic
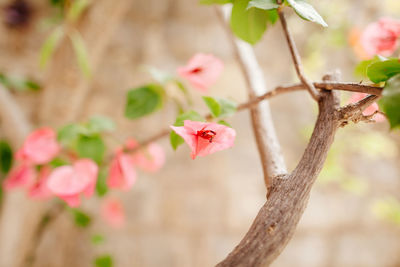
[91,234,105,245]
[287,0,328,27]
[218,120,232,127]
[94,255,113,267]
[266,9,278,24]
[24,80,41,91]
[230,0,269,44]
[40,27,64,68]
[219,98,238,117]
[67,0,89,22]
[0,141,13,175]
[170,110,205,150]
[76,135,105,163]
[125,84,164,119]
[57,123,82,146]
[70,209,91,228]
[378,74,400,128]
[366,58,400,83]
[96,168,108,197]
[247,0,279,10]
[354,58,380,79]
[200,0,232,4]
[49,157,69,168]
[87,116,115,133]
[203,96,221,117]
[70,31,91,78]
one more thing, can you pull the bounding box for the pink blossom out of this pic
[132,143,165,173]
[28,166,53,200]
[348,93,385,122]
[170,120,236,159]
[177,53,224,92]
[3,163,36,190]
[16,127,60,165]
[101,197,126,228]
[361,17,400,57]
[107,152,136,191]
[47,159,98,207]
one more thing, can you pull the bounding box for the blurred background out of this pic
[0,0,400,266]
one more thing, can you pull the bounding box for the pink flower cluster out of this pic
[359,17,400,58]
[3,128,165,210]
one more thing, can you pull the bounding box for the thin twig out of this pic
[277,5,320,101]
[131,81,382,152]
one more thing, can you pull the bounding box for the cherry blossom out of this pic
[348,93,385,122]
[47,159,98,207]
[101,197,126,228]
[170,120,236,159]
[16,127,60,165]
[107,152,136,191]
[177,53,224,92]
[360,17,400,57]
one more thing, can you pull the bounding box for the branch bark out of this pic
[217,6,287,189]
[217,89,341,267]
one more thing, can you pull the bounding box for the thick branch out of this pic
[217,89,341,267]
[216,6,287,189]
[277,6,320,101]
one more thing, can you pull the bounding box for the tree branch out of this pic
[217,89,341,267]
[277,5,320,101]
[216,6,287,189]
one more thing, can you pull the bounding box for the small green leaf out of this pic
[218,120,232,127]
[354,57,382,78]
[266,9,278,24]
[91,234,105,245]
[219,98,238,117]
[67,0,90,22]
[200,0,232,4]
[378,74,400,128]
[247,0,279,10]
[287,0,328,27]
[96,168,108,197]
[231,0,269,44]
[170,131,184,151]
[203,96,221,117]
[76,135,105,163]
[170,111,205,150]
[70,31,91,78]
[40,27,64,68]
[0,141,13,175]
[366,58,400,83]
[70,209,91,228]
[125,84,164,119]
[57,123,82,146]
[49,157,69,168]
[24,80,41,91]
[94,255,113,267]
[87,115,115,133]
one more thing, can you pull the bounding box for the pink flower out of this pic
[28,166,53,200]
[361,17,400,57]
[177,53,224,92]
[107,152,136,191]
[170,120,236,159]
[3,163,36,190]
[47,159,98,207]
[16,127,60,165]
[101,197,125,228]
[348,93,385,122]
[132,143,165,173]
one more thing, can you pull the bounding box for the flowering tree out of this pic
[0,0,399,266]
